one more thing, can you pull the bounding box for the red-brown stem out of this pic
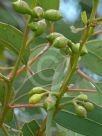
[8,43,51,78]
[27,66,34,75]
[92,30,102,36]
[77,69,96,83]
[66,88,96,92]
[0,66,13,70]
[50,23,54,33]
[8,103,43,109]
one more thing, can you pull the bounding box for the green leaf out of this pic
[22,120,39,136]
[30,47,64,71]
[51,58,67,92]
[0,129,5,136]
[81,11,87,24]
[46,110,54,136]
[14,69,55,103]
[56,124,84,136]
[96,82,102,92]
[0,22,29,64]
[56,124,69,136]
[80,40,102,76]
[55,103,102,136]
[38,0,60,10]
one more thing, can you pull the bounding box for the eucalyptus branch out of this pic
[0,81,11,125]
[10,17,31,82]
[56,28,90,105]
[45,23,55,136]
[0,17,31,127]
[55,0,99,107]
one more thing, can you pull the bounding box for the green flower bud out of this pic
[29,87,46,95]
[70,43,80,53]
[60,47,72,55]
[52,36,68,48]
[29,93,44,104]
[44,96,56,111]
[67,39,74,47]
[44,9,63,21]
[75,105,87,118]
[47,32,62,43]
[81,46,88,56]
[77,94,88,101]
[12,0,32,15]
[84,102,94,111]
[32,6,44,18]
[28,22,37,31]
[29,19,47,36]
[70,43,88,55]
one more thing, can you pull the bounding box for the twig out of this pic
[77,69,96,83]
[66,88,96,92]
[10,17,30,82]
[8,103,43,109]
[92,30,102,35]
[0,66,13,70]
[8,43,51,78]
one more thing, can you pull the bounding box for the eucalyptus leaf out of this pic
[55,100,102,136]
[0,129,5,136]
[22,120,39,136]
[0,22,30,64]
[80,40,102,76]
[51,58,67,92]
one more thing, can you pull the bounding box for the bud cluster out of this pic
[73,94,95,118]
[12,0,63,37]
[28,87,57,111]
[47,32,88,56]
